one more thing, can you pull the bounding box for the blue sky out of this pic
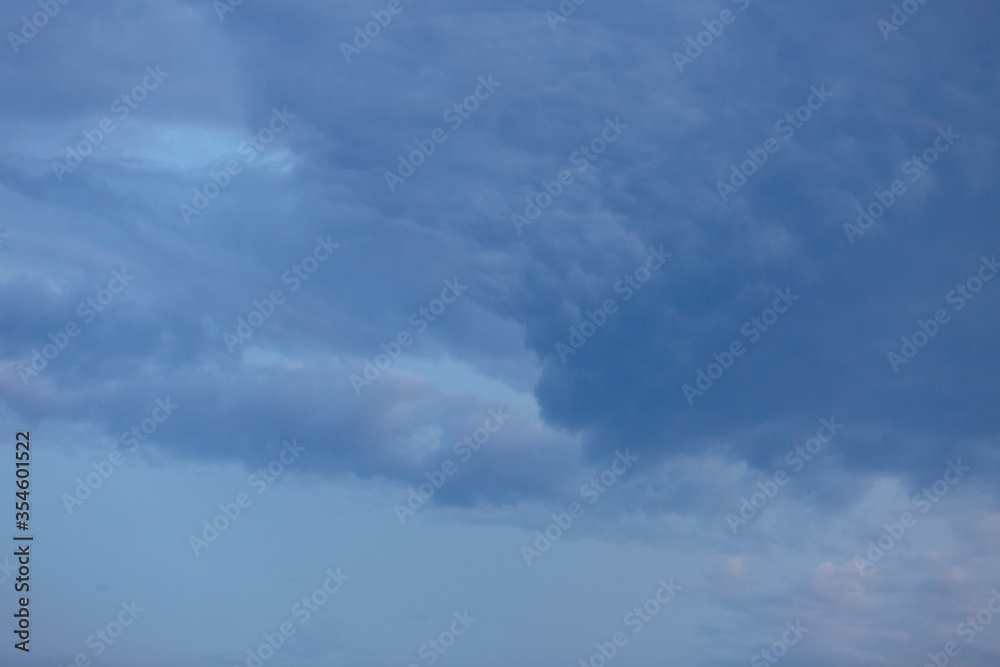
[2,0,1000,665]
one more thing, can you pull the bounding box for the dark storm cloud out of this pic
[0,0,998,516]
